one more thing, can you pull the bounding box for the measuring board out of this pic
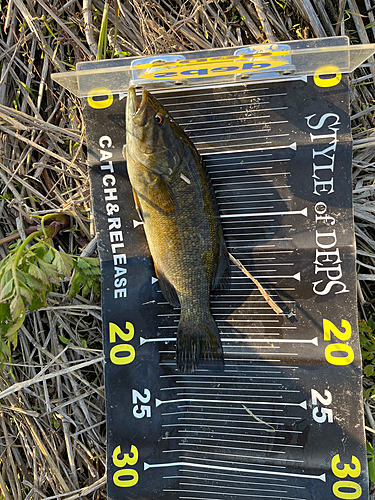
[81,69,368,499]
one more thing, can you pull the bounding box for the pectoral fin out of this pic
[148,177,177,215]
[132,188,144,222]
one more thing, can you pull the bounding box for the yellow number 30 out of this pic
[331,454,361,478]
[112,444,139,488]
[331,454,362,500]
[113,444,138,468]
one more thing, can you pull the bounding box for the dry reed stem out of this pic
[228,252,283,315]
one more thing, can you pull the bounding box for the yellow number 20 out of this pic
[323,319,354,367]
[109,322,135,365]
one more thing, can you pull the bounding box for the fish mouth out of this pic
[128,87,148,127]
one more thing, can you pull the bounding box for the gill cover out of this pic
[126,87,182,176]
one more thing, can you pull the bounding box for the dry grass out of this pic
[0,0,375,498]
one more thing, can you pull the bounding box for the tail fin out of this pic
[176,314,224,373]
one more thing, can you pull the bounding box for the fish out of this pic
[124,86,230,373]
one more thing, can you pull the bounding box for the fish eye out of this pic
[155,113,164,125]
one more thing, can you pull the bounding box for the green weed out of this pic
[0,214,100,363]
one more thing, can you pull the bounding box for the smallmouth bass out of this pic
[125,87,230,373]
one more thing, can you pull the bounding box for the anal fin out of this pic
[154,265,180,308]
[212,237,231,291]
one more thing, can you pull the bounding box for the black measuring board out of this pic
[82,74,369,500]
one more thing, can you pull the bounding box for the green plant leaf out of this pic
[0,341,11,358]
[359,319,372,334]
[59,335,72,344]
[0,279,14,301]
[52,251,73,276]
[60,252,74,275]
[0,302,10,322]
[43,247,56,263]
[68,279,81,301]
[76,257,91,269]
[364,364,374,377]
[28,262,49,284]
[0,213,98,360]
[30,294,47,312]
[0,268,12,289]
[18,283,33,305]
[369,458,375,483]
[35,259,61,284]
[33,243,49,260]
[6,308,25,346]
[97,0,109,60]
[50,415,60,430]
[365,387,374,399]
[16,269,47,291]
[0,257,12,280]
[68,256,101,300]
[10,294,25,321]
[114,51,132,57]
[52,252,64,274]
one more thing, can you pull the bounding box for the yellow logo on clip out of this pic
[135,51,291,80]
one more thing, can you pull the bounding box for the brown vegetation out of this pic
[1,0,375,498]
